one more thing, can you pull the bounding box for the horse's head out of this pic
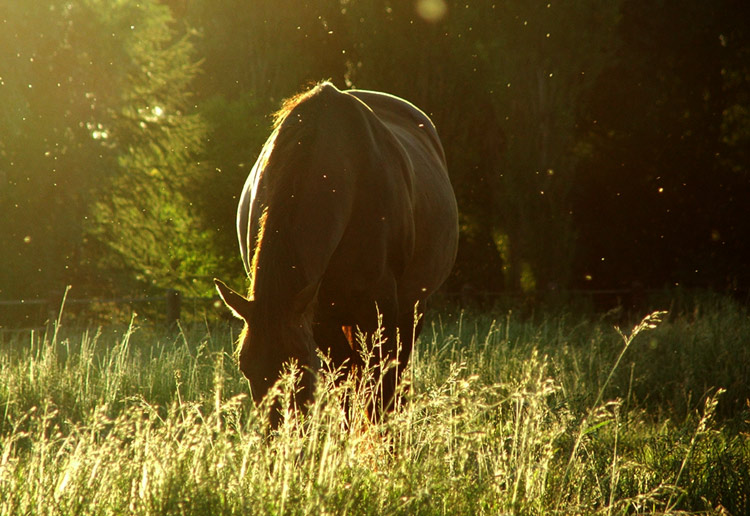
[214,279,317,421]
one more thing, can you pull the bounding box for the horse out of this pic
[215,82,458,425]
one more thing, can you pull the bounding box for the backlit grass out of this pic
[1,296,748,515]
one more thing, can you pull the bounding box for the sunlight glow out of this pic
[416,0,447,23]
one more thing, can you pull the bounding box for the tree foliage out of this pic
[0,0,121,298]
[1,0,748,305]
[573,0,750,290]
[1,0,214,298]
[86,1,216,296]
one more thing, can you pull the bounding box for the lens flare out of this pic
[416,0,447,23]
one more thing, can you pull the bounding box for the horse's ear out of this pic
[214,278,253,321]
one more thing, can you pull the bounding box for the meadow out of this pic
[1,293,748,515]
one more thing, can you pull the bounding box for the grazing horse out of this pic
[215,82,458,424]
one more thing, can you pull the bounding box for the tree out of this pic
[0,1,122,299]
[572,0,750,290]
[0,0,215,301]
[465,0,621,292]
[88,0,216,296]
[335,1,621,294]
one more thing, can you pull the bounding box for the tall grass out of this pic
[1,296,748,515]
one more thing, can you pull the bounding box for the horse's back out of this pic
[348,88,458,304]
[240,83,457,312]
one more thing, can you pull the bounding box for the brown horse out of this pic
[215,82,458,424]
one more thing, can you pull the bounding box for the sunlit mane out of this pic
[272,81,331,129]
[249,206,269,297]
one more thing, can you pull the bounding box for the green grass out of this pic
[1,296,748,515]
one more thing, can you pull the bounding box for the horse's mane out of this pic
[249,82,342,316]
[272,80,335,130]
[248,206,268,298]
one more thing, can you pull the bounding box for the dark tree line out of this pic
[573,1,750,292]
[1,0,748,308]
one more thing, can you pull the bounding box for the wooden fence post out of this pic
[165,289,182,327]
